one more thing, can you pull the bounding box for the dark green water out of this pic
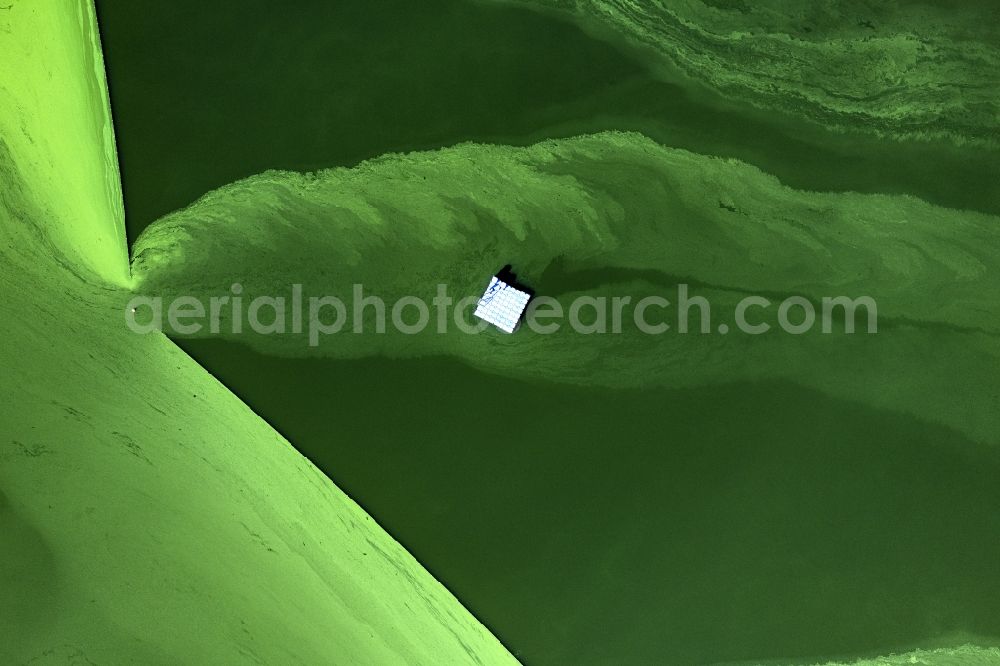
[178,339,1000,665]
[98,0,1000,663]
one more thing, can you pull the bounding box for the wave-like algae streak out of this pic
[0,1,517,663]
[133,132,1000,445]
[809,645,1000,666]
[486,0,1000,146]
[94,0,1000,240]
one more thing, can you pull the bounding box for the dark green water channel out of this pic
[98,0,1000,663]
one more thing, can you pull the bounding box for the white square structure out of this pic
[474,276,531,333]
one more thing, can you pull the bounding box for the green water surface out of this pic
[96,0,1000,663]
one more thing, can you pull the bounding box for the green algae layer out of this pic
[1,0,127,285]
[814,645,1000,666]
[133,132,1000,447]
[489,0,1000,146]
[0,2,517,663]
